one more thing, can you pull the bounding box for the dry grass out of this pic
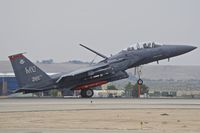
[0,108,200,132]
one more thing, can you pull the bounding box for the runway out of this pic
[0,98,200,133]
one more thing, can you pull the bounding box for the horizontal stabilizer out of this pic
[13,88,43,94]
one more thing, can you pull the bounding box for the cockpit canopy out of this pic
[123,42,162,51]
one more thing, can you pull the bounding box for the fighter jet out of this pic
[9,42,196,98]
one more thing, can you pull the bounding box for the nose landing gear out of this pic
[137,78,143,85]
[135,66,143,85]
[135,66,143,98]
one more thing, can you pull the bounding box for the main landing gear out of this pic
[80,89,94,98]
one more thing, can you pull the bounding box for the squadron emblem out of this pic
[19,59,25,64]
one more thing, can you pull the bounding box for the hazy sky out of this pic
[0,0,199,65]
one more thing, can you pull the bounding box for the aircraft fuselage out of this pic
[58,44,196,91]
[8,42,197,97]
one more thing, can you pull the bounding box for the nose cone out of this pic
[164,45,197,58]
[179,45,197,53]
[176,45,197,55]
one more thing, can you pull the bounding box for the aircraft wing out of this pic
[56,63,111,83]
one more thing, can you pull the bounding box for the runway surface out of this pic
[0,98,200,133]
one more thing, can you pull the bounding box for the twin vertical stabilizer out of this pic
[8,53,52,89]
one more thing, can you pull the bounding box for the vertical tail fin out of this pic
[8,53,52,88]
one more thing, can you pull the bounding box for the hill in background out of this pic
[1,61,200,91]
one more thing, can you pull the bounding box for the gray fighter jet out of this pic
[9,42,196,98]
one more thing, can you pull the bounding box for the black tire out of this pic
[137,79,143,85]
[80,89,94,98]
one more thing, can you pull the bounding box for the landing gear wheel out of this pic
[80,89,94,98]
[137,79,143,85]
